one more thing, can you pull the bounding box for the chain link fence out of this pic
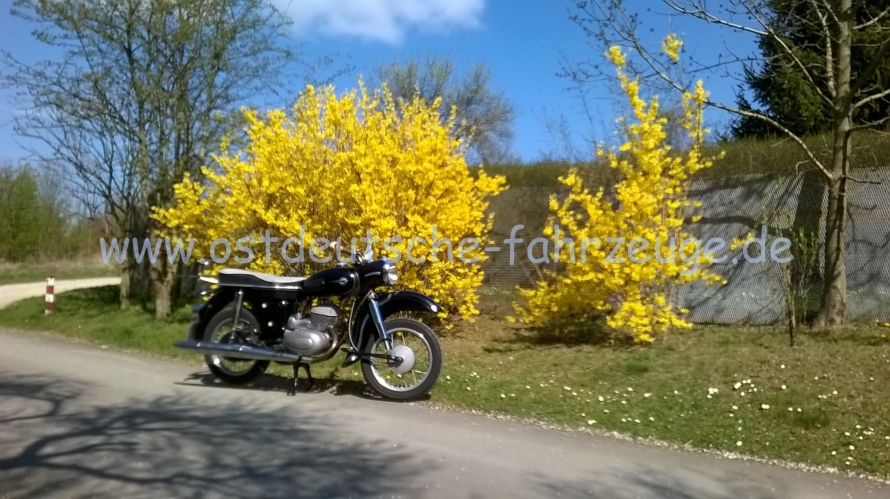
[481,167,890,324]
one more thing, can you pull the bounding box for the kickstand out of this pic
[288,363,314,396]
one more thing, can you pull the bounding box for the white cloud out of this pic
[274,0,485,43]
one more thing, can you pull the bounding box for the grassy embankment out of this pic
[0,259,118,285]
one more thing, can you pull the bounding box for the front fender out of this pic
[376,290,441,317]
[351,291,441,348]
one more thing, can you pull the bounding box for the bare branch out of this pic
[704,99,832,180]
[855,6,890,30]
[809,0,836,98]
[852,86,890,109]
[664,0,834,106]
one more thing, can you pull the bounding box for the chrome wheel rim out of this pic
[209,318,256,377]
[369,327,432,393]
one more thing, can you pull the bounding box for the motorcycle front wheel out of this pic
[360,318,443,400]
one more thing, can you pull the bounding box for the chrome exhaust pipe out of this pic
[175,340,301,363]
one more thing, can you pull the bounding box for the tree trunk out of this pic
[149,218,181,319]
[817,0,852,328]
[151,259,176,319]
[119,251,132,310]
[817,175,848,327]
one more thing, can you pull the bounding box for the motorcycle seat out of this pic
[218,268,307,289]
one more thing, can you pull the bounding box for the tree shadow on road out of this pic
[0,373,430,498]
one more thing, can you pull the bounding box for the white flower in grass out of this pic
[708,387,719,395]
[598,396,604,402]
[780,364,785,369]
[445,375,451,380]
[501,394,505,398]
[621,400,627,405]
[587,420,596,425]
[729,413,734,417]
[634,419,640,424]
[732,405,738,410]
[740,392,746,397]
[832,451,837,455]
[733,382,742,390]
[736,441,743,447]
[674,390,680,395]
[649,416,655,421]
[781,385,786,390]
[844,432,851,436]
[855,425,861,429]
[572,392,578,396]
[644,393,652,398]
[627,387,633,392]
[849,445,855,451]
[761,404,770,410]
[788,407,793,412]
[564,386,571,391]
[604,409,609,413]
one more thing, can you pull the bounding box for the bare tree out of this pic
[563,0,890,328]
[374,55,517,165]
[2,0,303,317]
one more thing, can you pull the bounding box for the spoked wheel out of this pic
[203,308,268,384]
[361,318,443,400]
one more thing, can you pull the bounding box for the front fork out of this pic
[367,291,392,349]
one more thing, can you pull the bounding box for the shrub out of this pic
[154,82,506,320]
[512,42,722,343]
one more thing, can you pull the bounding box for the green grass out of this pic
[0,259,118,285]
[2,286,890,477]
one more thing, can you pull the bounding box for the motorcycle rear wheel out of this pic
[360,318,443,400]
[203,307,269,384]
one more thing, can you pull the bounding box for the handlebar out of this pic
[331,240,373,264]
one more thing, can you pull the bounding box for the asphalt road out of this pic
[0,282,886,498]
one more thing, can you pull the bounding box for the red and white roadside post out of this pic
[45,276,54,315]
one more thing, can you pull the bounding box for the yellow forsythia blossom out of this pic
[153,82,506,321]
[514,44,722,343]
[662,33,683,63]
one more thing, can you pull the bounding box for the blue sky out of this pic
[0,0,758,164]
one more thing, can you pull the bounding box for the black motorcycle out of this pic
[175,242,443,400]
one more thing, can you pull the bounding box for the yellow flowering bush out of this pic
[153,82,506,320]
[513,40,722,343]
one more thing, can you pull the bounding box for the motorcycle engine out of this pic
[282,304,340,357]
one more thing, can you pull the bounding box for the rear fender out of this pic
[187,287,236,341]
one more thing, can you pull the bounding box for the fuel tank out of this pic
[301,267,357,296]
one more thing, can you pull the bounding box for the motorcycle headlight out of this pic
[383,260,398,285]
